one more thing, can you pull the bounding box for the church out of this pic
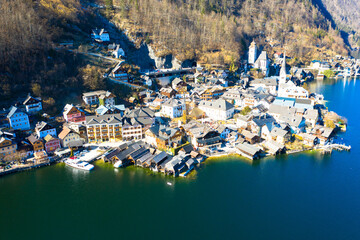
[248,40,270,76]
[277,53,309,99]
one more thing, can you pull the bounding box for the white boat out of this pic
[114,160,123,168]
[65,157,94,171]
[167,182,173,186]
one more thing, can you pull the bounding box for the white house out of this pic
[160,98,186,119]
[82,90,116,106]
[278,80,309,99]
[91,28,110,42]
[35,121,57,139]
[23,95,42,114]
[112,45,125,58]
[58,127,83,148]
[198,99,235,121]
[7,106,30,130]
[250,78,277,95]
[278,54,308,99]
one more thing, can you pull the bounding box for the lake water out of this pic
[1,78,360,240]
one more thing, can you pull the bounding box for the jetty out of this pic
[318,143,351,154]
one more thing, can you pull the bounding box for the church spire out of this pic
[279,51,287,84]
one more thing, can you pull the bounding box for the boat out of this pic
[167,182,173,186]
[65,157,94,171]
[114,160,123,168]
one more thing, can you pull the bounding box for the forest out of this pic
[107,0,348,65]
[0,0,356,110]
[0,0,111,111]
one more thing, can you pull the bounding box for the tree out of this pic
[325,119,335,128]
[323,69,335,79]
[241,106,252,115]
[80,65,104,90]
[32,83,42,97]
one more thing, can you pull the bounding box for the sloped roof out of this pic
[58,127,72,140]
[199,99,234,111]
[7,106,24,119]
[23,95,41,105]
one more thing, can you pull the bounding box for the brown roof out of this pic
[27,133,42,145]
[58,127,71,140]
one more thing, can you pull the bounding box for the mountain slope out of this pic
[313,0,360,47]
[103,0,347,65]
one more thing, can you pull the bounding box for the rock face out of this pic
[147,44,195,69]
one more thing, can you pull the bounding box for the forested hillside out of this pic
[313,0,360,47]
[105,0,347,65]
[0,0,99,106]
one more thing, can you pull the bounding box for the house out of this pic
[63,104,85,124]
[304,109,319,127]
[196,130,222,149]
[121,108,155,141]
[198,99,235,121]
[313,126,334,145]
[216,125,231,139]
[164,153,188,176]
[235,142,262,160]
[82,90,116,106]
[299,133,319,147]
[250,114,276,136]
[0,137,17,159]
[66,123,88,143]
[188,107,205,120]
[7,106,30,130]
[151,151,170,170]
[160,87,177,98]
[178,144,194,155]
[91,28,110,42]
[236,114,253,129]
[241,130,260,144]
[172,78,188,93]
[278,80,309,99]
[278,114,305,134]
[249,78,277,95]
[160,98,186,119]
[294,98,313,110]
[222,88,243,107]
[272,97,296,107]
[148,125,185,151]
[270,127,291,144]
[23,95,42,114]
[112,44,125,58]
[27,133,44,152]
[44,134,61,153]
[58,126,83,148]
[263,140,285,155]
[85,114,122,142]
[95,105,125,116]
[35,121,57,139]
[110,62,129,80]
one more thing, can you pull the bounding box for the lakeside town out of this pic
[0,28,353,177]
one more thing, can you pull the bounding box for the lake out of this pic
[0,78,359,240]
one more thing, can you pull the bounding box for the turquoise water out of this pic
[1,79,360,240]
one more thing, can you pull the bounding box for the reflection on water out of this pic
[64,164,91,183]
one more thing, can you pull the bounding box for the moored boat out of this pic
[65,157,94,171]
[114,160,123,168]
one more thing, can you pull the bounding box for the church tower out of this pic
[279,52,287,84]
[248,40,258,64]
